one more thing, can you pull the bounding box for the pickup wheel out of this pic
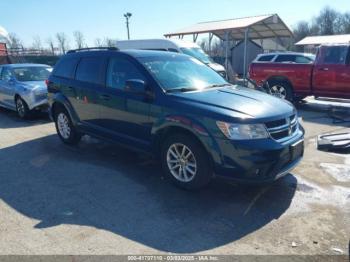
[54,106,81,145]
[161,134,212,190]
[268,81,293,102]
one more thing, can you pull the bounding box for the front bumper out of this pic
[22,92,49,110]
[213,129,304,183]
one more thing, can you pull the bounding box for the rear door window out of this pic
[106,57,145,90]
[323,46,349,65]
[75,56,105,85]
[53,58,79,79]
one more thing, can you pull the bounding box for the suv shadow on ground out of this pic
[0,134,297,253]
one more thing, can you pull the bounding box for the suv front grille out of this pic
[265,114,298,141]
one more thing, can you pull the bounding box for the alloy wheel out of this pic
[166,143,197,182]
[270,85,287,99]
[57,113,71,139]
[16,99,25,117]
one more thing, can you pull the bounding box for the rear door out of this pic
[73,55,107,129]
[98,54,152,150]
[313,45,350,97]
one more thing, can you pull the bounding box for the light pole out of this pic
[124,12,132,40]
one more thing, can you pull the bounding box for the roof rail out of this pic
[67,47,119,54]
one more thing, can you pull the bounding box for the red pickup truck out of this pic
[249,45,350,102]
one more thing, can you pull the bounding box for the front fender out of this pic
[151,115,223,166]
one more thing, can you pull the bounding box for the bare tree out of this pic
[46,37,55,55]
[338,12,350,34]
[103,37,116,47]
[315,6,340,35]
[56,32,69,54]
[7,33,23,49]
[32,35,42,50]
[73,31,85,49]
[94,38,103,47]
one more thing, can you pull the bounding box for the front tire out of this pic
[54,106,81,145]
[161,134,213,190]
[15,97,30,119]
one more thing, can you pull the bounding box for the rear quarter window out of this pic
[257,55,275,62]
[52,57,79,79]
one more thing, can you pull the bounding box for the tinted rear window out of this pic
[258,55,275,62]
[53,57,78,78]
[75,57,105,85]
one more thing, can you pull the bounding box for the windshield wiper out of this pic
[166,87,199,93]
[205,83,231,89]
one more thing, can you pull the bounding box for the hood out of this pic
[208,63,225,72]
[170,85,295,121]
[19,81,47,92]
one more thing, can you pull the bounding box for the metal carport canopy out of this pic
[164,14,293,82]
[164,14,293,40]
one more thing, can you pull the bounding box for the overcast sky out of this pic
[1,0,349,47]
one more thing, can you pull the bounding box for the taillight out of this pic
[45,79,49,87]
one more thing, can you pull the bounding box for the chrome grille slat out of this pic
[265,114,298,141]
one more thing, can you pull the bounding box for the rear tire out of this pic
[15,97,30,119]
[268,80,293,102]
[54,106,81,145]
[161,133,213,190]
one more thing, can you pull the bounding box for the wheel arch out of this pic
[266,75,294,91]
[152,122,221,169]
[50,94,79,125]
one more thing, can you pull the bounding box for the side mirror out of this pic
[125,79,147,95]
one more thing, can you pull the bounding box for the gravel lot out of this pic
[0,99,349,256]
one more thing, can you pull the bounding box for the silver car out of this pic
[0,63,52,118]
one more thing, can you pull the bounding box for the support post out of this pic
[225,31,229,73]
[243,27,250,84]
[208,33,213,56]
[275,36,278,51]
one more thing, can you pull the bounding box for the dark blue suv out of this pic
[47,47,304,190]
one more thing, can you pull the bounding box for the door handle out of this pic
[99,94,111,101]
[319,67,329,71]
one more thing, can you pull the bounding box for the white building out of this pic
[0,25,9,43]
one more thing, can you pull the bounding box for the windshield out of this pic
[13,67,52,82]
[180,47,213,64]
[140,55,227,91]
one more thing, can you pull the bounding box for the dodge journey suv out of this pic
[47,47,304,190]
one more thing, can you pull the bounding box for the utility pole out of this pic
[124,12,132,40]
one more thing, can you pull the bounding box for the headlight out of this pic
[216,121,269,140]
